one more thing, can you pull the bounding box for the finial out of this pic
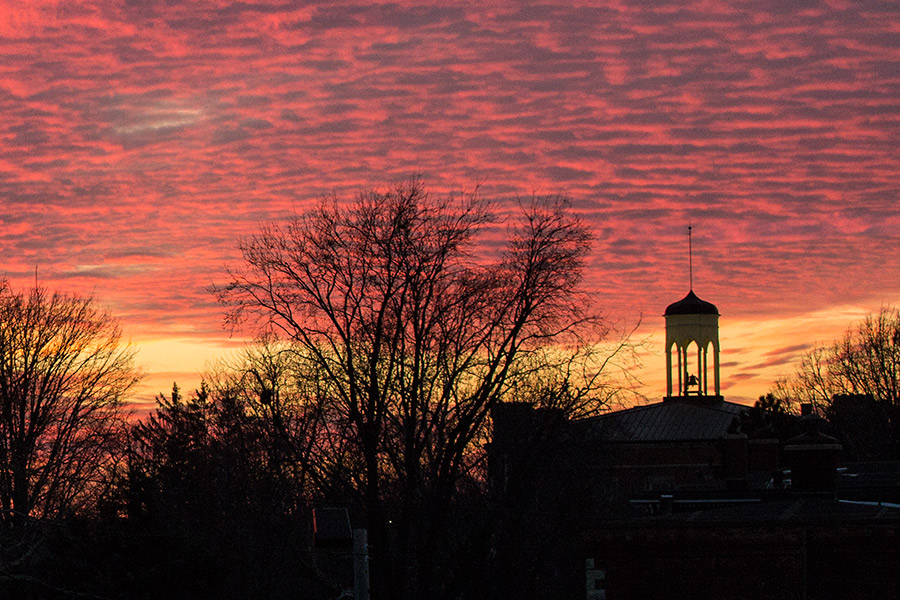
[688,225,693,290]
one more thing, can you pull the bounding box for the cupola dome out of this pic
[664,290,719,316]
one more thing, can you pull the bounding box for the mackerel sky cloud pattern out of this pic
[1,0,899,404]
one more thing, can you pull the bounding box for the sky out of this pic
[1,0,899,409]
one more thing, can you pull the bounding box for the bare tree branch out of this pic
[0,282,140,523]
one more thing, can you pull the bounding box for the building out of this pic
[491,287,900,599]
[581,289,900,600]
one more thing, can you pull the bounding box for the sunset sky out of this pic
[2,0,899,409]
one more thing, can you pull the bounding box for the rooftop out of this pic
[582,399,745,442]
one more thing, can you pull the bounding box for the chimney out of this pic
[783,413,841,494]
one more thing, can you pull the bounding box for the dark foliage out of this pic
[119,384,336,599]
[730,393,804,441]
[826,394,900,461]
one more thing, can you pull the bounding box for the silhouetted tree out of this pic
[0,283,139,524]
[124,382,334,599]
[776,307,900,410]
[772,307,900,459]
[218,178,630,599]
[202,338,339,501]
[126,384,215,527]
[730,393,803,441]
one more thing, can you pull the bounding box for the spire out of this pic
[688,224,693,290]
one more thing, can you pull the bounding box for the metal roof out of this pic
[584,399,745,442]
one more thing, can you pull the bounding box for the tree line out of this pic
[0,180,637,599]
[734,306,900,460]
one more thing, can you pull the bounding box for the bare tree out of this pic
[218,178,630,599]
[0,283,140,523]
[775,307,900,410]
[202,339,338,500]
[770,307,900,459]
[830,308,900,405]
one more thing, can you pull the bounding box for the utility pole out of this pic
[353,529,370,600]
